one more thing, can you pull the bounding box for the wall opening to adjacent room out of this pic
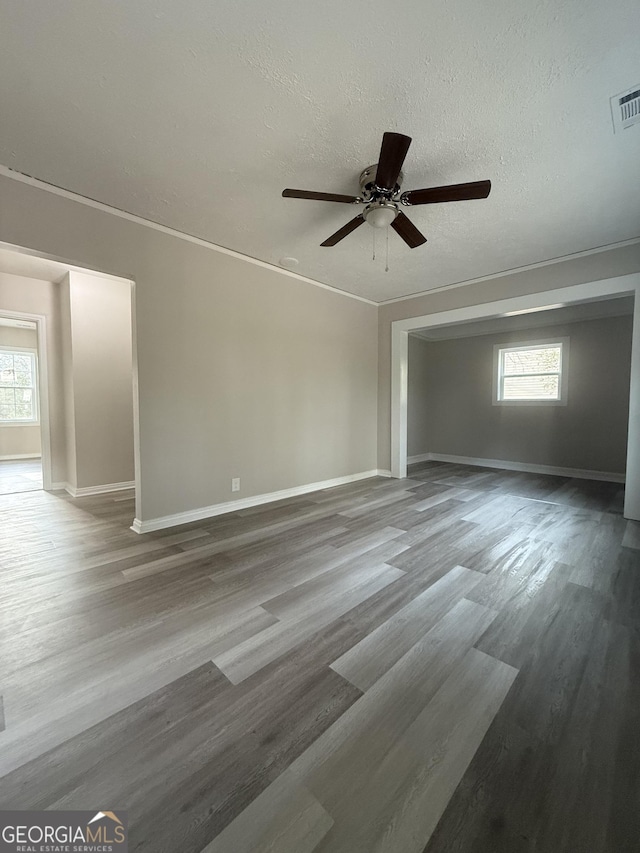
[390,273,640,520]
[0,312,44,494]
[0,243,139,521]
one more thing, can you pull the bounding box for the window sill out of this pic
[492,399,567,407]
[0,421,41,427]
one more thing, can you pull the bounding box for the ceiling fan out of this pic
[282,132,491,248]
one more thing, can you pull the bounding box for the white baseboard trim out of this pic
[0,453,41,461]
[406,452,432,465]
[408,452,625,484]
[132,469,387,534]
[65,480,135,498]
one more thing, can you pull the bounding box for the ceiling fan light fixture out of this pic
[282,131,490,249]
[364,201,398,229]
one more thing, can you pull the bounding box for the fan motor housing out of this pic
[359,164,404,199]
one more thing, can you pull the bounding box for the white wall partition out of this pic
[391,274,640,520]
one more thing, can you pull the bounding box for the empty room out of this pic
[0,2,639,852]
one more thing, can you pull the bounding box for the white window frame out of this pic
[0,345,40,426]
[492,337,570,406]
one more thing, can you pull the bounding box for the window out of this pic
[0,348,39,423]
[493,338,569,405]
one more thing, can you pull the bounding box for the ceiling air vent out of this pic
[610,85,640,133]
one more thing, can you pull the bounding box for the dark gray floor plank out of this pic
[425,615,640,853]
[500,582,608,745]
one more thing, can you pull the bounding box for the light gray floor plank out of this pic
[289,598,498,792]
[0,459,43,495]
[412,487,478,511]
[209,599,502,852]
[200,770,333,853]
[330,565,483,691]
[214,563,405,684]
[313,648,517,853]
[622,520,640,550]
[0,604,273,775]
[261,540,409,621]
[338,490,418,518]
[207,538,410,624]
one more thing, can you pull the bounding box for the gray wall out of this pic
[0,175,379,524]
[408,315,633,473]
[61,271,135,490]
[0,324,41,458]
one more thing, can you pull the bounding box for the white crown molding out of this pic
[380,237,640,306]
[0,164,377,306]
[408,452,625,483]
[64,480,135,498]
[131,469,386,534]
[3,164,635,309]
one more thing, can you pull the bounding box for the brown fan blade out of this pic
[402,180,491,206]
[375,132,412,190]
[282,189,359,203]
[391,211,427,248]
[320,215,365,247]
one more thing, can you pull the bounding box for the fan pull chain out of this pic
[385,226,390,272]
[372,227,376,262]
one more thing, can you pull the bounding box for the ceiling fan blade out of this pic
[320,215,365,247]
[375,132,412,190]
[402,180,491,206]
[391,211,427,248]
[282,188,359,203]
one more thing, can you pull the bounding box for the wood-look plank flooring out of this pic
[0,461,638,852]
[0,457,42,494]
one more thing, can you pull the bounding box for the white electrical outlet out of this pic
[231,478,240,492]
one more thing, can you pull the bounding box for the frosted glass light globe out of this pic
[365,205,397,228]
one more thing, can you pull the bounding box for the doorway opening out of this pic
[0,313,43,494]
[0,307,52,494]
[390,273,640,521]
[0,242,139,523]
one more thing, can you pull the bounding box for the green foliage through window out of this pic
[497,343,564,402]
[0,350,38,422]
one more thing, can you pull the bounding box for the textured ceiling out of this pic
[1,0,639,302]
